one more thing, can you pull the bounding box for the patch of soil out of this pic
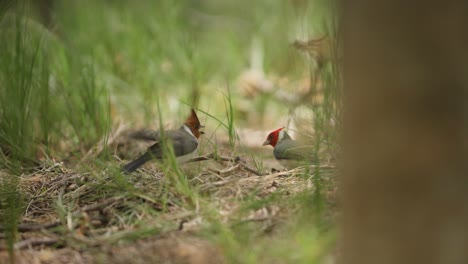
[0,234,223,264]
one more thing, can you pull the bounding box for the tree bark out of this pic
[341,1,468,264]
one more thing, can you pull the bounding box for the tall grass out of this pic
[0,3,110,256]
[0,3,41,258]
[0,6,111,166]
[61,56,110,150]
[0,11,39,169]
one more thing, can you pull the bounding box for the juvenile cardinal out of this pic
[262,127,315,169]
[122,109,204,173]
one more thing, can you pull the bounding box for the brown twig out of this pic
[0,221,61,232]
[240,163,265,176]
[0,238,61,250]
[187,152,240,163]
[75,196,125,214]
[14,237,61,250]
[188,152,266,176]
[199,179,234,191]
[219,164,241,175]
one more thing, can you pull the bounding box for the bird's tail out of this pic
[122,153,152,173]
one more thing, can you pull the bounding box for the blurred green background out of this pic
[0,0,337,166]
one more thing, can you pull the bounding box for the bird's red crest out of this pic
[263,127,285,147]
[184,109,204,139]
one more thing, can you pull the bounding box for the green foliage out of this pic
[0,6,111,168]
[0,11,40,168]
[0,0,340,263]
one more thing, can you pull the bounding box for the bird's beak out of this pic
[262,140,270,146]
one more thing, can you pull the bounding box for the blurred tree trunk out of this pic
[36,0,55,28]
[341,1,468,264]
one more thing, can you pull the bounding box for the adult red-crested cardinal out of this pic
[262,127,315,169]
[122,109,204,173]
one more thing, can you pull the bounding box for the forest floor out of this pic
[0,128,338,264]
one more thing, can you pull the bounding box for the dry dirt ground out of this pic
[0,132,337,263]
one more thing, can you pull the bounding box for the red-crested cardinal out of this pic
[262,127,315,169]
[122,109,204,173]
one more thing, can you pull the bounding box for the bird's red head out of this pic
[262,127,285,147]
[184,109,204,139]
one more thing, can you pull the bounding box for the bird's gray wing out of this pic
[146,141,164,159]
[146,129,197,159]
[130,129,161,141]
[274,140,314,161]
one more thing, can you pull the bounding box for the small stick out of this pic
[75,196,125,214]
[240,163,265,176]
[0,221,61,232]
[188,152,266,176]
[219,164,241,175]
[0,238,61,250]
[188,152,239,163]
